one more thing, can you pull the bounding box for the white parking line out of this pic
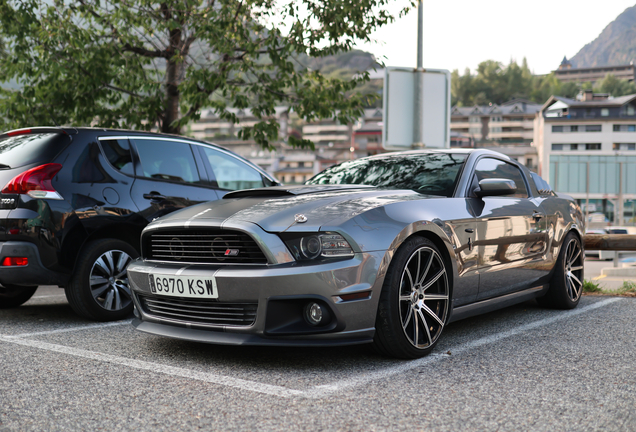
[0,336,303,398]
[0,297,623,399]
[305,297,623,398]
[4,321,131,339]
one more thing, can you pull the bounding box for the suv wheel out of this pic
[0,284,38,308]
[65,239,138,321]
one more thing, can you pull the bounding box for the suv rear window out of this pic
[0,133,68,169]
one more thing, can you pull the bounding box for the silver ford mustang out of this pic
[127,149,585,359]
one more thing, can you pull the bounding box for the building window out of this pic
[552,144,564,151]
[586,125,602,132]
[552,126,563,133]
[613,124,636,132]
[570,144,578,150]
[601,108,609,117]
[469,116,481,123]
[526,158,534,169]
[613,143,636,150]
[585,143,601,150]
[621,105,636,116]
[570,125,578,132]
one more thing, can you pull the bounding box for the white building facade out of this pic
[534,92,636,224]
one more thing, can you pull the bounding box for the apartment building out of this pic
[188,107,386,184]
[451,99,540,144]
[451,100,540,170]
[534,91,636,223]
[555,57,636,84]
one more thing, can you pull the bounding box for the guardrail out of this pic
[583,234,636,251]
[584,234,636,268]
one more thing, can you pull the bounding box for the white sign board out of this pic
[382,67,450,149]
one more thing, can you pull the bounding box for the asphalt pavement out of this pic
[0,285,634,431]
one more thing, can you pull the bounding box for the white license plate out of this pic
[148,274,218,299]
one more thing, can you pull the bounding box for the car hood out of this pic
[149,184,429,232]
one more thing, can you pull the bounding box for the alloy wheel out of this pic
[398,246,449,349]
[564,238,583,302]
[89,250,133,311]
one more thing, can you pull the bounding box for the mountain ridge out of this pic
[570,4,636,68]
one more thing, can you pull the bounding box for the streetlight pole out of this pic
[412,0,424,148]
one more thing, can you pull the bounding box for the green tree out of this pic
[0,0,410,149]
[451,58,588,107]
[595,73,636,96]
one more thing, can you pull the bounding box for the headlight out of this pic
[281,232,355,261]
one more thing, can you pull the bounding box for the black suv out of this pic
[0,127,278,320]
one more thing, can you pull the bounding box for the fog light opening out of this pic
[2,257,28,266]
[304,302,325,326]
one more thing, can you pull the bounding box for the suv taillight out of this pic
[1,163,64,200]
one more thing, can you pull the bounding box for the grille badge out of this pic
[295,214,308,223]
[224,249,240,257]
[168,238,185,260]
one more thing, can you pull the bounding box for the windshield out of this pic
[306,152,468,197]
[0,133,67,169]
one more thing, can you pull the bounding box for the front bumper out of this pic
[127,251,387,346]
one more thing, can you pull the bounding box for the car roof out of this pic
[352,148,512,161]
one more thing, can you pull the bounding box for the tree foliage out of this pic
[451,59,636,107]
[0,0,410,149]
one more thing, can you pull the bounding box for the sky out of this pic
[355,0,636,75]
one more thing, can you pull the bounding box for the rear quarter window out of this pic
[0,133,69,169]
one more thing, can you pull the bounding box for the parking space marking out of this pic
[0,297,622,399]
[0,335,303,398]
[304,297,623,398]
[4,320,131,339]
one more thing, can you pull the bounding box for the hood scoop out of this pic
[223,184,374,199]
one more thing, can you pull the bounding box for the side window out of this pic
[200,146,265,190]
[99,139,134,176]
[132,139,201,184]
[473,158,528,198]
[530,172,553,195]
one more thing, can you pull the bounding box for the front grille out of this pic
[144,229,267,264]
[138,294,258,327]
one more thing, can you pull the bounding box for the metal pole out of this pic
[586,161,590,225]
[412,0,424,148]
[618,162,624,225]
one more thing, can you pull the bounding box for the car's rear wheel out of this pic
[65,239,138,321]
[373,236,450,359]
[539,232,583,309]
[0,284,38,308]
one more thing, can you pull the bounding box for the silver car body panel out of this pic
[127,149,585,346]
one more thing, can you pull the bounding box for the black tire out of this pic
[373,236,450,359]
[65,239,138,321]
[538,232,583,309]
[0,284,38,308]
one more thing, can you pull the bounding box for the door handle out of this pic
[465,228,474,233]
[143,192,167,201]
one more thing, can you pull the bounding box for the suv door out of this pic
[129,137,220,222]
[468,157,549,300]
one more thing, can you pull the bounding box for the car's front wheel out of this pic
[539,232,583,309]
[65,239,138,321]
[0,284,38,308]
[373,236,450,359]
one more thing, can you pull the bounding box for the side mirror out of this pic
[474,178,517,198]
